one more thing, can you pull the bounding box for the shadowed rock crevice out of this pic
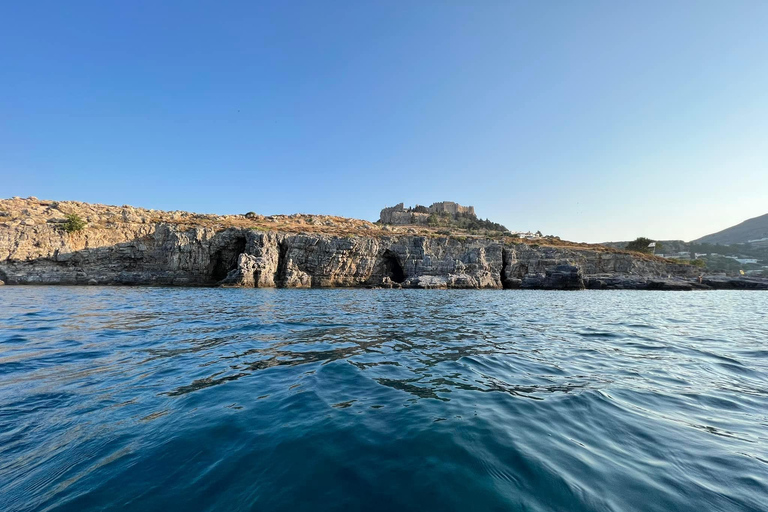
[501,249,523,289]
[275,241,290,287]
[210,236,246,282]
[382,250,405,283]
[501,249,512,289]
[275,240,311,288]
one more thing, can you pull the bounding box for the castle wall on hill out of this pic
[379,201,475,225]
[379,203,405,224]
[428,202,475,217]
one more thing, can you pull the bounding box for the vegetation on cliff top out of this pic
[625,237,662,254]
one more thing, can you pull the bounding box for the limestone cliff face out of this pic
[0,197,701,289]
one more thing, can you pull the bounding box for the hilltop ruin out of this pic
[378,201,509,233]
[379,201,476,225]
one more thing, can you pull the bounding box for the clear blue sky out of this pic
[2,1,766,242]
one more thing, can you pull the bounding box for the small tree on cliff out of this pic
[63,213,86,233]
[626,237,661,254]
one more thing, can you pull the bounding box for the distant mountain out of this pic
[693,213,768,245]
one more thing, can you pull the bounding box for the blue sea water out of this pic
[0,288,766,512]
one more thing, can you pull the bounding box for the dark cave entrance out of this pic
[382,251,405,283]
[210,236,247,282]
[275,241,290,287]
[501,248,513,289]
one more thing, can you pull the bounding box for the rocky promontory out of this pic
[1,197,763,290]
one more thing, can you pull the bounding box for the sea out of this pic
[0,287,766,512]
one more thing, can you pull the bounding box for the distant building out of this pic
[510,231,539,240]
[427,201,475,217]
[379,201,476,225]
[726,256,758,264]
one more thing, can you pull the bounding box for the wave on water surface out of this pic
[0,288,766,512]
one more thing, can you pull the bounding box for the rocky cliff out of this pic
[0,197,748,290]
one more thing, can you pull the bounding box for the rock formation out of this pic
[1,197,763,290]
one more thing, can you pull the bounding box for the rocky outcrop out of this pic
[2,197,761,290]
[517,265,585,290]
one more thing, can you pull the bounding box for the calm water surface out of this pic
[0,288,766,512]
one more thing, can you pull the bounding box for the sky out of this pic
[1,1,766,243]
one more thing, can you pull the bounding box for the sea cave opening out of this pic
[501,248,513,289]
[382,251,405,284]
[210,236,247,282]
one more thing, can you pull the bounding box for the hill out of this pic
[693,213,768,245]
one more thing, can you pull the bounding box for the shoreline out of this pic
[1,282,767,291]
[2,197,765,291]
[2,276,767,291]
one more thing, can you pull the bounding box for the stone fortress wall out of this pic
[428,202,475,217]
[379,202,475,225]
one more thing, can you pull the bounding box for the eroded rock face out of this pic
[0,223,700,289]
[519,265,584,290]
[0,198,707,289]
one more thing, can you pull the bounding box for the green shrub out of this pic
[63,213,86,233]
[625,237,662,253]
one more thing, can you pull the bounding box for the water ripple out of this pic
[0,288,766,512]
